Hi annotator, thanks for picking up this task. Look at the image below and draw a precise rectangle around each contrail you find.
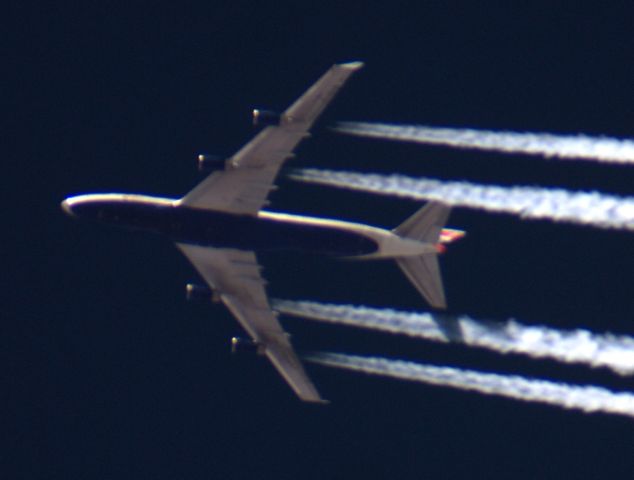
[274,299,634,376]
[305,352,634,419]
[289,169,634,231]
[335,122,634,165]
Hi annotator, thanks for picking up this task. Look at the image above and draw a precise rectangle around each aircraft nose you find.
[61,199,76,217]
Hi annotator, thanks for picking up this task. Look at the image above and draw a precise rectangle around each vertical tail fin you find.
[393,202,452,309]
[393,202,452,243]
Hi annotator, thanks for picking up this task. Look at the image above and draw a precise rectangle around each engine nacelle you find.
[231,337,262,355]
[252,109,281,127]
[185,283,220,302]
[197,154,225,172]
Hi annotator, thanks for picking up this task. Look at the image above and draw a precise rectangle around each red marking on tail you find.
[435,244,447,254]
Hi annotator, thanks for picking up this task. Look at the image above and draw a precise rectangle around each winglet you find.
[338,61,364,71]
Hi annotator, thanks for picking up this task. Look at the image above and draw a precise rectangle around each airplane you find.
[61,62,465,403]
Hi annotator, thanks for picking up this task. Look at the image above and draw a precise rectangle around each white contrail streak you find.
[289,169,634,231]
[305,352,634,419]
[274,300,634,376]
[335,122,634,165]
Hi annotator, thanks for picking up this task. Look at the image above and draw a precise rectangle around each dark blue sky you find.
[7,2,634,478]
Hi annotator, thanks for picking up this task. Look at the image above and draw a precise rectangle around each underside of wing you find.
[176,243,326,402]
[180,62,363,215]
[263,337,328,404]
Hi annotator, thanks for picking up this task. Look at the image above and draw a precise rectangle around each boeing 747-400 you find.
[61,62,464,402]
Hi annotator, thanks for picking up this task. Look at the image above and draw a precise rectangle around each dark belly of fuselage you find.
[100,202,379,256]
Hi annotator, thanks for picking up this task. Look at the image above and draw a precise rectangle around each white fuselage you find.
[62,193,435,259]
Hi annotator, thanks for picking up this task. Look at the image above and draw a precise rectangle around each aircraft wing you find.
[180,61,363,215]
[176,243,326,403]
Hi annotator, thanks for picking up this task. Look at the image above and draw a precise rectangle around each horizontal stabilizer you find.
[395,254,446,309]
[394,202,451,309]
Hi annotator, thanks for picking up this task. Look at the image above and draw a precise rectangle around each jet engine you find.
[252,109,281,127]
[185,283,220,302]
[196,154,225,172]
[231,337,262,354]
